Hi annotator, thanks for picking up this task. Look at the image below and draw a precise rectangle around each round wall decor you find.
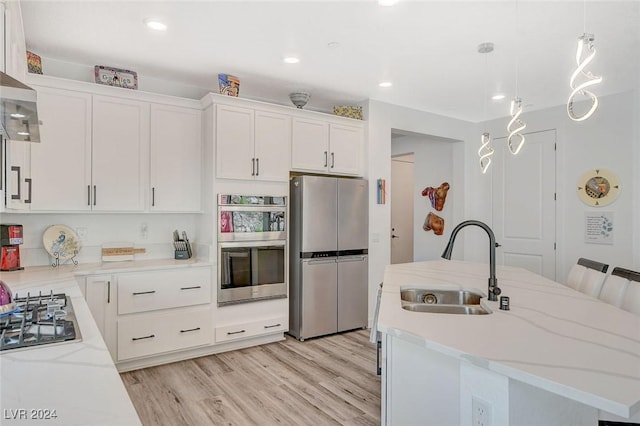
[577,168,621,207]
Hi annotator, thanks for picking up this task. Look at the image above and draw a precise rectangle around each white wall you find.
[391,135,458,261]
[472,91,638,282]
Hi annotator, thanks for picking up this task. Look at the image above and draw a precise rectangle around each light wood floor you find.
[121,330,381,425]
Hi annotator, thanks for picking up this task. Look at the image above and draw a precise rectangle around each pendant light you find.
[567,1,602,121]
[477,42,494,174]
[507,0,526,155]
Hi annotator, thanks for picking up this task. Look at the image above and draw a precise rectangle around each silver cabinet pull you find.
[10,166,20,200]
[331,152,335,168]
[132,290,156,296]
[324,151,328,167]
[25,178,32,204]
[180,286,201,290]
[152,187,155,207]
[251,158,255,176]
[107,281,111,304]
[256,158,260,176]
[227,329,246,335]
[132,334,155,341]
[93,185,96,206]
[264,323,281,329]
[180,327,201,333]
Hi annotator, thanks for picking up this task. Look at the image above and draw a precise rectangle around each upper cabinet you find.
[291,117,363,176]
[215,104,291,182]
[2,0,27,80]
[150,104,202,212]
[92,95,149,211]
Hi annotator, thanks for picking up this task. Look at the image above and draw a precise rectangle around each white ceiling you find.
[20,0,640,122]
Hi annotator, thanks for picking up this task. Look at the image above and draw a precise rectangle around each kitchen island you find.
[377,259,640,425]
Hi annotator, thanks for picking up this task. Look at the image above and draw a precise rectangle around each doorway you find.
[492,129,557,280]
[391,154,414,264]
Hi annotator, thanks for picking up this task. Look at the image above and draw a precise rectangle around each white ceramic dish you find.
[42,225,81,260]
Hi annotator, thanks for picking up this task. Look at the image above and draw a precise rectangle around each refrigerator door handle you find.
[304,258,337,265]
[337,256,367,262]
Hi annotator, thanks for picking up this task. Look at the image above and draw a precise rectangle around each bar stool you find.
[599,272,630,308]
[615,267,640,315]
[566,258,609,298]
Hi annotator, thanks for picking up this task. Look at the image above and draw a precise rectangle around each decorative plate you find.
[94,65,138,90]
[42,225,81,260]
[577,168,621,207]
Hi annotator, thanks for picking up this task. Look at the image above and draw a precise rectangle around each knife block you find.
[174,249,190,260]
[174,240,192,260]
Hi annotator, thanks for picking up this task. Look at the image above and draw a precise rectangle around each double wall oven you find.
[217,195,287,306]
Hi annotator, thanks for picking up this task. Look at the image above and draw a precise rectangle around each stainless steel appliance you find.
[217,195,287,305]
[0,290,82,351]
[289,176,368,341]
[0,71,41,143]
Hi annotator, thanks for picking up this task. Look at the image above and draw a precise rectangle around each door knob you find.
[391,227,399,239]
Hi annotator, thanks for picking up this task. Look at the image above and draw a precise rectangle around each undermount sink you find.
[401,288,483,305]
[400,287,492,315]
[402,303,491,315]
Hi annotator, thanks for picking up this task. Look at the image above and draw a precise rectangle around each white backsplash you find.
[1,213,208,266]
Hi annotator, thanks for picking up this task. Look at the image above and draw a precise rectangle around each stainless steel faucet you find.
[441,220,502,301]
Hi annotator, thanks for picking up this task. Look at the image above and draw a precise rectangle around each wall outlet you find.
[76,227,88,242]
[472,397,492,426]
[140,223,148,239]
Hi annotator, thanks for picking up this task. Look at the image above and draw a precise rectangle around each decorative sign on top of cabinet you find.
[215,104,291,182]
[291,117,363,176]
[27,75,202,213]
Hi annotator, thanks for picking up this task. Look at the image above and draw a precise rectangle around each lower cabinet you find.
[215,316,287,344]
[83,274,117,360]
[118,305,211,361]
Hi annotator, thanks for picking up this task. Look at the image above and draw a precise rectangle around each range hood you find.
[0,71,41,143]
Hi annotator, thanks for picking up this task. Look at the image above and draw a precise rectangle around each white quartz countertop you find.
[378,259,640,418]
[0,258,212,424]
[0,279,141,425]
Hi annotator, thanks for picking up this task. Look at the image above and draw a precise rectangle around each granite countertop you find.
[378,259,640,418]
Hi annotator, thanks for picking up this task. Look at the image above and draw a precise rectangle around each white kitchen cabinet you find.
[150,103,202,212]
[214,315,287,344]
[84,274,118,360]
[215,104,291,182]
[30,86,92,211]
[291,117,363,176]
[3,139,31,210]
[92,95,149,211]
[2,0,27,81]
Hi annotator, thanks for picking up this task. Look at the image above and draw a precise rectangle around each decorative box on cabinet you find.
[215,104,291,182]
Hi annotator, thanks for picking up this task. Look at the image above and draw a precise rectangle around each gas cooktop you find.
[0,291,81,352]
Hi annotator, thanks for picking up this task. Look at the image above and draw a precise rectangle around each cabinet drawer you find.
[118,267,211,314]
[117,305,212,361]
[215,316,287,344]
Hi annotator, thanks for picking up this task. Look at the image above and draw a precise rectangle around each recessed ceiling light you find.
[283,56,300,64]
[379,81,393,88]
[144,18,167,31]
[492,94,506,101]
[10,113,26,119]
[379,0,399,6]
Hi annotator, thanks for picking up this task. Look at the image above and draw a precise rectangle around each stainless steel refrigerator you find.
[289,175,368,341]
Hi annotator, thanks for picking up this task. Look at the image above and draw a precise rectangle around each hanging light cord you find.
[507,0,526,155]
[478,47,494,174]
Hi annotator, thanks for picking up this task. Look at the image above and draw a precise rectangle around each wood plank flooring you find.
[121,330,381,426]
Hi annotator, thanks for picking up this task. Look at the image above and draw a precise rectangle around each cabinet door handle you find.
[93,185,97,206]
[331,152,335,168]
[324,151,328,167]
[256,158,259,176]
[180,286,201,290]
[107,281,111,304]
[24,178,32,204]
[132,334,155,341]
[152,187,155,207]
[10,166,21,200]
[227,329,246,335]
[87,185,91,206]
[264,323,281,329]
[251,158,255,176]
[180,327,201,333]
[132,290,156,296]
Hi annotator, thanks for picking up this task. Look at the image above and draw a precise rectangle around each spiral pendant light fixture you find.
[507,98,526,155]
[477,42,494,174]
[507,0,526,155]
[567,34,602,121]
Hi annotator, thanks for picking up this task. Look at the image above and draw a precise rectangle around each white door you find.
[215,104,254,180]
[254,110,291,182]
[391,154,414,264]
[150,103,202,212]
[329,123,363,176]
[492,130,556,279]
[291,117,329,173]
